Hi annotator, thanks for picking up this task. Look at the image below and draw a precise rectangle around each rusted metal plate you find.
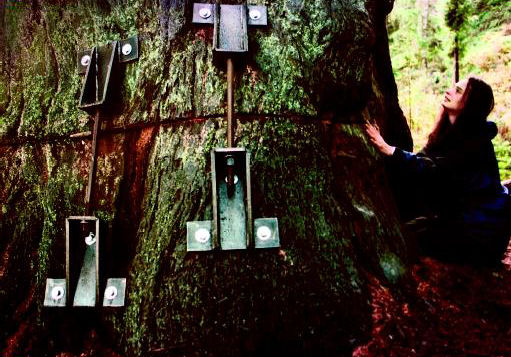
[187,220,214,251]
[254,217,280,249]
[43,278,66,307]
[102,278,126,307]
[212,148,251,250]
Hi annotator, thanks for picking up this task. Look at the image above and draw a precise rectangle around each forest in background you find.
[388,0,511,178]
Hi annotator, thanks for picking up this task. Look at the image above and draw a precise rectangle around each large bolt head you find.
[121,43,133,56]
[249,9,262,20]
[256,225,272,241]
[80,55,91,67]
[105,286,118,300]
[199,7,212,19]
[195,228,211,244]
[51,286,64,300]
[85,233,96,245]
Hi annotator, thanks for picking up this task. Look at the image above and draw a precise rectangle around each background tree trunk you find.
[453,34,460,83]
[0,0,412,356]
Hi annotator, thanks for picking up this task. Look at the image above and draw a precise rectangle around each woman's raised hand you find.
[364,123,396,156]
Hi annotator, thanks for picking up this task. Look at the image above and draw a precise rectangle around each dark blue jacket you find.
[390,121,511,261]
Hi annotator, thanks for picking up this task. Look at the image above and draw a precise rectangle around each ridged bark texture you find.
[0,0,412,356]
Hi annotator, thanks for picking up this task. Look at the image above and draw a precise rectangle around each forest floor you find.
[51,248,511,357]
[352,245,511,357]
[7,241,511,357]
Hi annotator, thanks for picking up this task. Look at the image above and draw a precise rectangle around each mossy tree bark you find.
[0,0,412,356]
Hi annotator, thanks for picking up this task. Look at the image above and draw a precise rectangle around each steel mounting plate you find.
[187,220,214,251]
[254,217,280,249]
[247,5,267,26]
[119,35,139,63]
[212,148,252,250]
[66,216,99,307]
[103,278,127,307]
[192,3,214,24]
[43,278,67,307]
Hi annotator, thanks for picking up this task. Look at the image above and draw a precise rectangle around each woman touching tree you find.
[366,77,511,266]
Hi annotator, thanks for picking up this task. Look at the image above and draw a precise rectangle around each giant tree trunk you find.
[0,1,412,356]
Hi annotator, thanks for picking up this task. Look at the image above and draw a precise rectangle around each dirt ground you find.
[352,245,511,356]
[5,245,511,357]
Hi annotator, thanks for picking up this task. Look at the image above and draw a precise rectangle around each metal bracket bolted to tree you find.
[43,36,138,308]
[186,3,279,252]
[77,35,139,216]
[192,3,267,147]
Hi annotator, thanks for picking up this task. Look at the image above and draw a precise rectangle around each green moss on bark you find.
[0,1,411,355]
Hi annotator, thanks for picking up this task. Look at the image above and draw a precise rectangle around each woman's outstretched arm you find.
[364,123,442,176]
[365,123,396,156]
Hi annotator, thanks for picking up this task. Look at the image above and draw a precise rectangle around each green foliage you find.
[389,0,450,82]
[494,135,511,179]
[445,0,469,31]
[389,0,511,159]
[468,0,511,32]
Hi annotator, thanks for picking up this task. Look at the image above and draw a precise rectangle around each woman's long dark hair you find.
[422,77,495,155]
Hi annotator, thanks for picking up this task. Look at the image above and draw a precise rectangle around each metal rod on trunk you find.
[226,57,234,148]
[85,109,101,216]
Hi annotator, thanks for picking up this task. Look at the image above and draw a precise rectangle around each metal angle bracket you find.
[67,216,100,307]
[212,148,252,250]
[192,3,267,54]
[76,35,139,112]
[43,217,129,308]
[186,148,281,251]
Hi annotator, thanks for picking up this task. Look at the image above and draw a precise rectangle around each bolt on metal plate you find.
[77,49,93,75]
[254,217,280,249]
[44,278,67,307]
[192,3,214,24]
[192,3,267,58]
[119,35,139,63]
[187,220,214,251]
[102,278,126,307]
[247,6,267,26]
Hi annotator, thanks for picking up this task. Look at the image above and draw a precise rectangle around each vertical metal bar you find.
[226,57,234,148]
[95,49,99,103]
[85,110,100,215]
[85,47,101,216]
[95,218,100,304]
[65,218,70,306]
[246,151,253,247]
[211,150,219,248]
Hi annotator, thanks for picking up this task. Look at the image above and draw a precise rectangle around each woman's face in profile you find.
[442,79,468,123]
